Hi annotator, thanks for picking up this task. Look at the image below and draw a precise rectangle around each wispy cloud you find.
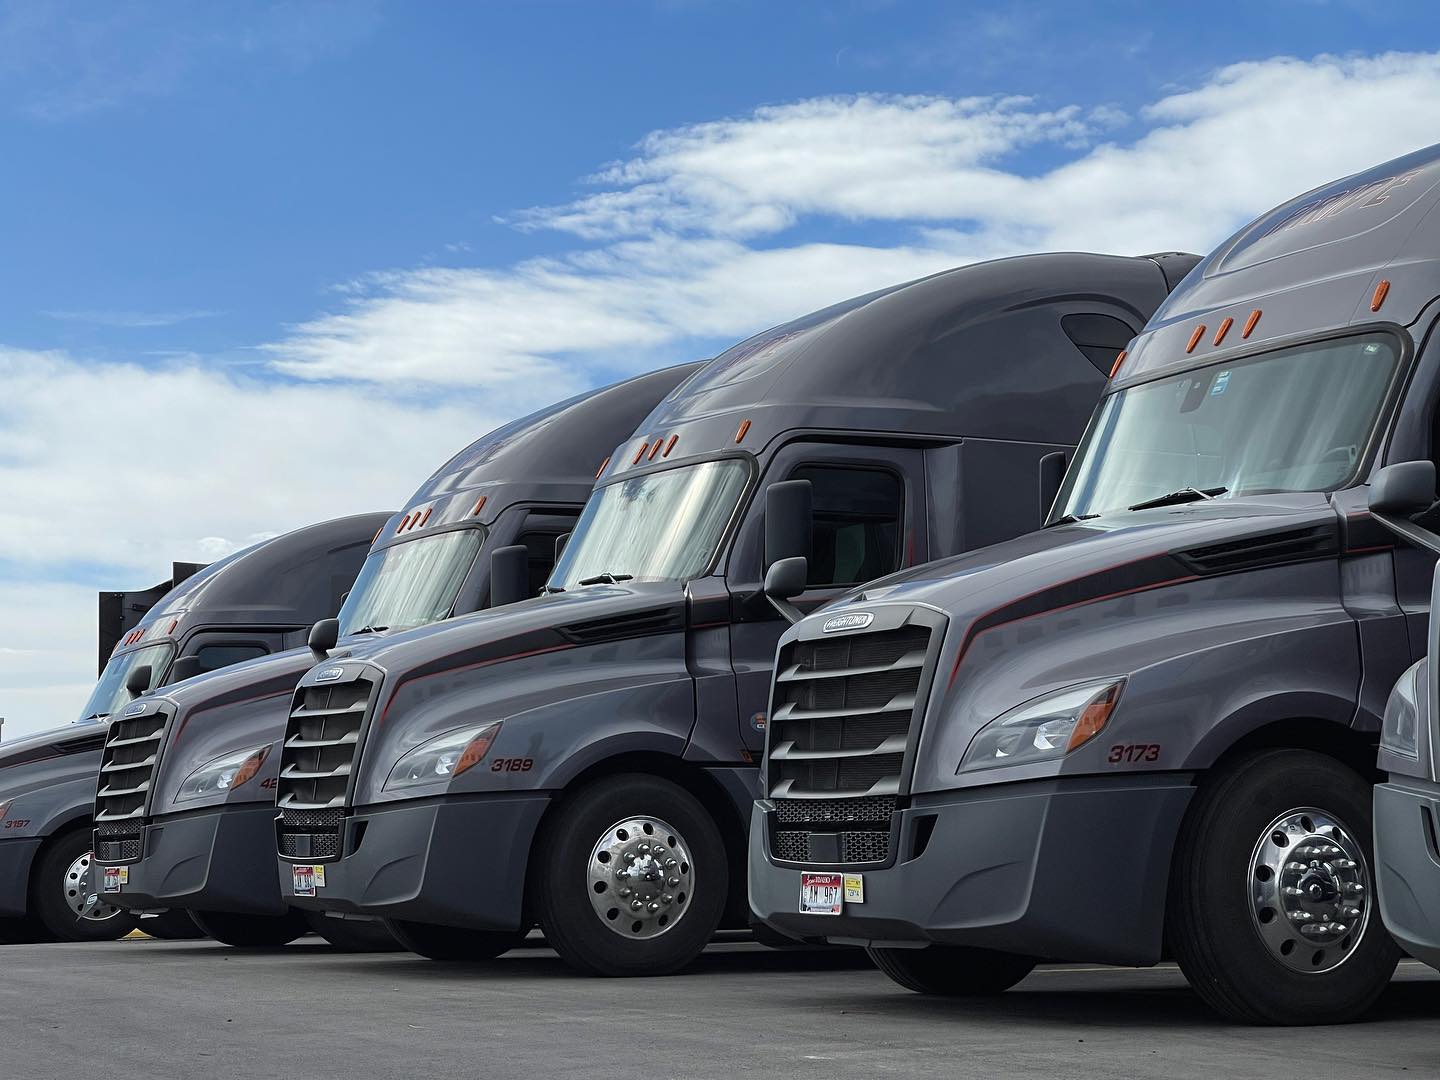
[261,51,1440,388]
[44,308,222,329]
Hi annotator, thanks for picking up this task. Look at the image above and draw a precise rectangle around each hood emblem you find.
[821,612,875,634]
[122,701,148,717]
[314,667,345,683]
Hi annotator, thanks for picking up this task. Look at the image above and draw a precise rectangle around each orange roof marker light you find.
[1242,309,1262,339]
[1371,279,1391,313]
[396,513,413,534]
[1212,317,1234,347]
[595,456,610,479]
[471,494,488,516]
[167,619,179,635]
[418,507,432,528]
[372,526,384,544]
[1185,325,1207,354]
[663,434,678,457]
[632,441,649,465]
[1109,350,1127,378]
[647,438,663,461]
[735,419,752,444]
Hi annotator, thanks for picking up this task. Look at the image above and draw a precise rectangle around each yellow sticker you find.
[313,865,326,887]
[843,874,864,904]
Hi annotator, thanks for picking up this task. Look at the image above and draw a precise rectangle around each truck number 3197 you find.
[1107,743,1160,764]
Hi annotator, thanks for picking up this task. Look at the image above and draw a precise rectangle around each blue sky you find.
[3,0,1440,733]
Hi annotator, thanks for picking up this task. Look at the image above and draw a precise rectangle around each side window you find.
[516,511,581,596]
[789,465,904,588]
[193,644,268,675]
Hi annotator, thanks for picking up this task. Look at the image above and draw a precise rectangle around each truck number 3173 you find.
[1107,743,1160,764]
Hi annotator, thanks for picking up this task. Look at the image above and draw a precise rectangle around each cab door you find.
[719,441,928,758]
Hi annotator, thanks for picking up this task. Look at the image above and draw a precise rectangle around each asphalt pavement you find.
[3,936,1436,1079]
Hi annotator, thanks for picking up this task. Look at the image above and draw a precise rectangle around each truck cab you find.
[91,366,699,950]
[0,513,387,943]
[272,251,1195,975]
[749,143,1440,1025]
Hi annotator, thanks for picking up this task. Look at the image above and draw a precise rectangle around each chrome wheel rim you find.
[586,815,692,940]
[1248,807,1372,975]
[66,851,123,923]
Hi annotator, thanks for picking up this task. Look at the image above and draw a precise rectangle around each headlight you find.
[174,745,270,804]
[960,679,1124,773]
[1380,661,1422,761]
[383,721,502,792]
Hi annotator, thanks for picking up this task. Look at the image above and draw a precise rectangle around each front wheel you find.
[142,909,207,940]
[31,831,140,942]
[190,909,309,948]
[384,919,523,962]
[1168,749,1401,1025]
[868,945,1036,995]
[536,773,727,977]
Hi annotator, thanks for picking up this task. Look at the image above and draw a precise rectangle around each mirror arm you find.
[1372,510,1440,556]
[767,595,804,626]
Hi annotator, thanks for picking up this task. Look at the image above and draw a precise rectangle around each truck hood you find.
[0,720,107,770]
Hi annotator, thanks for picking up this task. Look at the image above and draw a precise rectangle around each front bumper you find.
[102,802,287,916]
[1374,778,1440,971]
[749,774,1193,966]
[0,836,43,917]
[277,793,550,931]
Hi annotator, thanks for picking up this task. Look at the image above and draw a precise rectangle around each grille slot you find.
[769,796,897,866]
[94,821,143,863]
[767,624,931,798]
[94,707,169,827]
[276,679,373,860]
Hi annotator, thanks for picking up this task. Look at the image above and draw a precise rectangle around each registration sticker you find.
[800,872,844,915]
[292,865,326,897]
[102,866,128,893]
[843,874,865,904]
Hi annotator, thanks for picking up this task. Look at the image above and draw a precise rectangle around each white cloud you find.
[263,51,1440,387]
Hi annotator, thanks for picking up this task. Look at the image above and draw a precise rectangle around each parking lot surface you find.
[3,936,1436,1079]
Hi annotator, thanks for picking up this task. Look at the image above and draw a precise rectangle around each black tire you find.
[867,945,1036,995]
[1167,749,1401,1025]
[142,909,208,940]
[190,909,309,948]
[0,916,48,945]
[30,829,140,942]
[306,911,403,952]
[384,919,523,962]
[536,773,727,977]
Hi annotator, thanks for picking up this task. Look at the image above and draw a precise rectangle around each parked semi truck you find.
[0,514,387,944]
[272,251,1198,975]
[1367,463,1440,974]
[748,143,1440,1025]
[93,366,700,949]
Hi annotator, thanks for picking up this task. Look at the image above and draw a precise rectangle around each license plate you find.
[292,864,326,897]
[799,872,844,915]
[102,866,128,894]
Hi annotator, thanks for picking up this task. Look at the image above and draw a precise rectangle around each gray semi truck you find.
[748,143,1440,1025]
[92,366,699,949]
[0,514,387,943]
[271,251,1198,976]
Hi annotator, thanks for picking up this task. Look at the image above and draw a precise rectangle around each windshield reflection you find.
[338,527,486,636]
[79,642,174,722]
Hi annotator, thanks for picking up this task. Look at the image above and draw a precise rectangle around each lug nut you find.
[631,900,643,911]
[648,902,660,913]
[1282,886,1304,897]
[1332,859,1357,871]
[619,888,632,898]
[1345,882,1366,895]
[661,894,673,905]
[1285,861,1307,872]
[665,858,677,869]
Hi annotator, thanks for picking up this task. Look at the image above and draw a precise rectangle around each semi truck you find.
[271,251,1198,976]
[92,365,700,949]
[0,514,387,943]
[748,143,1440,1025]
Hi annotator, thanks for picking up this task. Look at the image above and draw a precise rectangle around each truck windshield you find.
[338,527,486,635]
[79,642,175,722]
[1055,333,1402,521]
[549,459,750,589]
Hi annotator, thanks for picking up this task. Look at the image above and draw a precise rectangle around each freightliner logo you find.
[821,612,875,634]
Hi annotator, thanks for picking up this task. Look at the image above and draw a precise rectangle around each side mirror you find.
[765,480,813,569]
[763,556,809,625]
[1038,451,1069,524]
[554,533,571,563]
[1369,461,1436,517]
[308,618,340,659]
[489,545,531,609]
[124,664,152,699]
[166,656,201,685]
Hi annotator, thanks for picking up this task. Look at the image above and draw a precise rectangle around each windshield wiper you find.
[1128,486,1227,512]
[577,572,635,586]
[348,625,390,636]
[82,712,109,722]
[1047,513,1099,527]
[541,585,566,594]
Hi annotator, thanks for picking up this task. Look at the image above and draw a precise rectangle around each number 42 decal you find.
[1107,743,1160,764]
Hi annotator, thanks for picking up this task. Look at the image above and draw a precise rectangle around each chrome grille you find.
[766,624,931,798]
[768,795,896,866]
[94,706,170,834]
[94,821,143,863]
[275,678,372,860]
